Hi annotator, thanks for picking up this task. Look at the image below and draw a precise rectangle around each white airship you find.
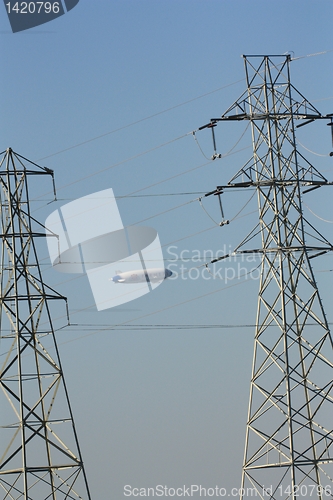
[111,268,173,284]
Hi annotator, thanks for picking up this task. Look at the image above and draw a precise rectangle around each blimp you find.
[111,268,173,284]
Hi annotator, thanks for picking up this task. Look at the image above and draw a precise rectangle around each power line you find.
[53,323,333,333]
[37,196,260,287]
[291,49,333,60]
[0,269,257,356]
[50,274,257,348]
[33,131,193,204]
[36,78,246,162]
[40,191,207,201]
[29,51,333,212]
[124,146,250,198]
[45,260,261,330]
[56,321,333,332]
[32,134,251,211]
[35,48,333,163]
[297,138,331,157]
[304,201,333,223]
[51,250,330,346]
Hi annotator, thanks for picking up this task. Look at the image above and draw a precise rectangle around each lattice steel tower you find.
[201,55,333,499]
[0,149,91,499]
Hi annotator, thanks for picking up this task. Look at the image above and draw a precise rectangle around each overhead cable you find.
[297,138,330,157]
[304,201,333,223]
[37,78,246,162]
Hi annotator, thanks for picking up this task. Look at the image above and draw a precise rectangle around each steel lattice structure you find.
[0,149,91,499]
[201,56,333,499]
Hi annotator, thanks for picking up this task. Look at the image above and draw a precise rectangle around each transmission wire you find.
[37,78,246,162]
[304,201,333,223]
[297,138,330,157]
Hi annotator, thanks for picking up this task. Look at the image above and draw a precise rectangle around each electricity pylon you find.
[201,55,333,499]
[0,148,91,499]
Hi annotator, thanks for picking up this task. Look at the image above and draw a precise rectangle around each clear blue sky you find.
[1,1,333,498]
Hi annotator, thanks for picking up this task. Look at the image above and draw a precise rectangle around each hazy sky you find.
[1,1,333,498]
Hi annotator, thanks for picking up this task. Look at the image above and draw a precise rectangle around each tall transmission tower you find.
[200,55,333,499]
[0,149,91,499]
